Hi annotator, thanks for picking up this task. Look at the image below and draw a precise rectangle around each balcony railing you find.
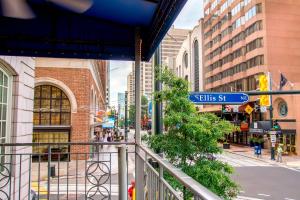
[0,142,221,200]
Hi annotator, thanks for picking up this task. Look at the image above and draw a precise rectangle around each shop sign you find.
[260,106,267,113]
[254,122,258,129]
[245,105,254,115]
[232,105,239,113]
[270,131,277,143]
[249,128,264,133]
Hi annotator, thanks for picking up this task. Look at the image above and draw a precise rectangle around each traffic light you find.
[259,74,270,106]
[259,75,268,91]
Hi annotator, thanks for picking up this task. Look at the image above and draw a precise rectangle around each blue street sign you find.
[189,92,249,105]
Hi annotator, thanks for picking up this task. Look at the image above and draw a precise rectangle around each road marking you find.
[285,198,295,200]
[257,193,270,197]
[236,195,265,200]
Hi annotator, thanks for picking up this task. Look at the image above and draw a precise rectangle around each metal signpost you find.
[189,92,249,105]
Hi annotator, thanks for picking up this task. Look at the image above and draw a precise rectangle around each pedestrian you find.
[107,130,112,142]
[277,144,283,163]
[128,180,135,200]
[94,132,100,156]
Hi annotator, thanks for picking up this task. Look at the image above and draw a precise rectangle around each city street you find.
[219,152,300,200]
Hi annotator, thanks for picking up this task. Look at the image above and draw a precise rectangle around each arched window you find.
[194,40,200,91]
[34,85,71,125]
[185,75,189,81]
[33,85,71,158]
[183,52,188,69]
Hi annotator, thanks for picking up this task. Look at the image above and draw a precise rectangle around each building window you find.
[33,85,71,159]
[185,75,189,82]
[194,40,200,91]
[34,85,71,126]
[183,52,188,69]
[278,100,288,117]
[0,68,11,168]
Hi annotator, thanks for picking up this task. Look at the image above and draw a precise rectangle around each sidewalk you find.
[224,144,300,169]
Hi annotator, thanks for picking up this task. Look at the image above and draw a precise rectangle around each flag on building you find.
[279,73,288,90]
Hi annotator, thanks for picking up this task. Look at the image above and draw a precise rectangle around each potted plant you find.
[223,140,230,149]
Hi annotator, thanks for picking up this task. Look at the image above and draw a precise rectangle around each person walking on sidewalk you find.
[277,144,283,163]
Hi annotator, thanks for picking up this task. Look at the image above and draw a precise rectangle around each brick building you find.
[34,58,107,157]
[203,0,300,154]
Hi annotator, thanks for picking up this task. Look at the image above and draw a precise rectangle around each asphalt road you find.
[220,152,300,200]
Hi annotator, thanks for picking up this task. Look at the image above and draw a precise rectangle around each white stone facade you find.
[175,20,204,92]
[0,56,35,200]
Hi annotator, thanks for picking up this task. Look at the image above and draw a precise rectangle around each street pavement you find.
[219,152,300,200]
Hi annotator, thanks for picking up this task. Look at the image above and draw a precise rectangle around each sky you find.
[109,0,204,107]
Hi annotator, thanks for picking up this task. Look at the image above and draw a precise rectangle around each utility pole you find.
[268,72,275,160]
[125,91,128,141]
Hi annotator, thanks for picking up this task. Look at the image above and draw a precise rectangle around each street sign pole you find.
[268,72,275,160]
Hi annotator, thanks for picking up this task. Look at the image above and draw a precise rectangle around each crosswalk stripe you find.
[217,154,272,167]
[236,195,265,200]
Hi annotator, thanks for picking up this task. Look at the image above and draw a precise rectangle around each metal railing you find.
[0,142,221,200]
[138,145,222,200]
[0,142,134,200]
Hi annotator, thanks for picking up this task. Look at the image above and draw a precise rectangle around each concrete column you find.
[118,146,128,200]
[135,28,145,200]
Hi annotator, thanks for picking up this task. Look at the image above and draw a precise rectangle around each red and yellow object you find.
[259,74,270,106]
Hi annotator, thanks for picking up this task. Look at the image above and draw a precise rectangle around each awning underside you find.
[0,0,187,61]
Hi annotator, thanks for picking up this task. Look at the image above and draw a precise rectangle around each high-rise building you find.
[203,0,300,154]
[118,92,125,118]
[127,72,134,106]
[176,19,204,92]
[127,26,189,104]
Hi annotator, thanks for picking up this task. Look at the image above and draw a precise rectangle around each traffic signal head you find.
[259,75,268,91]
[260,95,270,106]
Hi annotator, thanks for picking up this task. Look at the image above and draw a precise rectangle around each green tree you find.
[128,95,149,127]
[129,105,135,126]
[146,67,239,199]
[142,95,149,118]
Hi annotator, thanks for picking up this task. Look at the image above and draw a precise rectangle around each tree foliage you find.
[129,105,135,126]
[128,95,148,126]
[145,67,239,199]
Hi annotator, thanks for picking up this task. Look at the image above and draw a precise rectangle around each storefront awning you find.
[249,121,272,134]
[0,0,187,61]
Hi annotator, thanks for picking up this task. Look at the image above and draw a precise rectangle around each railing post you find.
[47,145,51,200]
[118,145,128,200]
[159,163,164,200]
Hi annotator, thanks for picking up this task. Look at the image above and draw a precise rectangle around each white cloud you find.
[174,0,204,29]
[109,61,132,107]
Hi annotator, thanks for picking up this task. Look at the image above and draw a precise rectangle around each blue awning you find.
[0,0,187,61]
